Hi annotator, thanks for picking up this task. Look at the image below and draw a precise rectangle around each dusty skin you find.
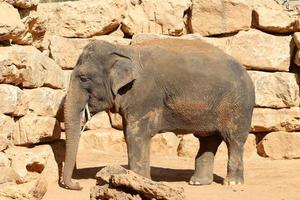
[44,149,300,200]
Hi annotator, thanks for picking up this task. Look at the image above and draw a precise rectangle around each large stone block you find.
[48,35,131,69]
[151,132,180,156]
[13,114,61,145]
[0,114,16,139]
[0,45,65,89]
[204,29,292,71]
[86,112,111,130]
[251,107,300,133]
[257,131,300,159]
[248,71,300,108]
[121,0,192,36]
[191,0,252,36]
[37,0,126,38]
[0,2,25,42]
[0,84,23,116]
[252,6,300,33]
[79,128,126,154]
[18,88,65,117]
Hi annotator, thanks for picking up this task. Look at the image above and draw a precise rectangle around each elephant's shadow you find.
[72,165,224,184]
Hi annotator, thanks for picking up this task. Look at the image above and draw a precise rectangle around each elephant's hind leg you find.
[189,134,222,185]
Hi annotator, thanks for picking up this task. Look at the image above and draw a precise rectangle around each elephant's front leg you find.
[125,122,152,178]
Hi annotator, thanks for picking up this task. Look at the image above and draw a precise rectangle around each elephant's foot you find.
[189,174,213,186]
[223,176,244,185]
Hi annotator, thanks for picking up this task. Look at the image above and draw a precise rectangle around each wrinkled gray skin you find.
[63,39,255,190]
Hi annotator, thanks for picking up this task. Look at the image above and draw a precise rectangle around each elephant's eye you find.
[79,75,89,82]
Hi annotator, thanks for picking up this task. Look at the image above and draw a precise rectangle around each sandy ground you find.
[44,150,300,200]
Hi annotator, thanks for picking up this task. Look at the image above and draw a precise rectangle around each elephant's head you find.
[63,41,137,190]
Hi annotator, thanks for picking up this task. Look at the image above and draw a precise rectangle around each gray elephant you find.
[63,39,255,190]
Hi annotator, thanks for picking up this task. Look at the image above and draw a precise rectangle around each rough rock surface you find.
[0,84,23,116]
[79,128,126,153]
[251,107,300,133]
[86,112,111,130]
[121,0,192,37]
[48,35,130,69]
[0,173,47,200]
[37,0,126,38]
[0,45,65,89]
[19,88,65,117]
[13,114,61,145]
[252,6,300,33]
[294,32,300,49]
[0,136,9,152]
[177,134,199,158]
[191,0,252,36]
[151,132,180,156]
[0,167,21,184]
[92,165,185,200]
[0,152,10,167]
[0,2,25,42]
[257,132,300,159]
[295,50,300,66]
[248,71,300,108]
[5,0,39,9]
[0,114,16,139]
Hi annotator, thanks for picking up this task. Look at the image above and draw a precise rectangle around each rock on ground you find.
[191,0,252,36]
[0,172,47,200]
[13,114,61,145]
[257,132,300,159]
[92,165,185,200]
[248,71,300,108]
[251,107,300,133]
[5,0,39,9]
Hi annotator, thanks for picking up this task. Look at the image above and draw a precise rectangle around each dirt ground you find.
[44,150,300,200]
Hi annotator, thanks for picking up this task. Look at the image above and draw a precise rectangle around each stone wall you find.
[0,0,300,198]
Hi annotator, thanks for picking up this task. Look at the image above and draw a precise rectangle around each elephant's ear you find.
[109,50,138,95]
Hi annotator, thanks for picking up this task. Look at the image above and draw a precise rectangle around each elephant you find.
[62,38,255,190]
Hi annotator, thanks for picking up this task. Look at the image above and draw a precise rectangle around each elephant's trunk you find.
[63,82,87,190]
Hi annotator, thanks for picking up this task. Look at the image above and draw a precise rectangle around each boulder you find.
[251,107,300,133]
[248,71,300,108]
[0,114,16,139]
[0,173,47,200]
[0,152,10,167]
[177,134,199,158]
[0,84,23,116]
[0,2,25,42]
[294,32,300,49]
[0,45,65,89]
[79,128,126,154]
[108,112,123,130]
[91,184,142,200]
[18,87,65,117]
[5,0,39,9]
[151,132,180,156]
[92,165,185,200]
[37,0,126,38]
[5,140,65,183]
[16,9,47,48]
[191,0,252,36]
[252,6,300,33]
[13,114,61,145]
[121,0,192,37]
[86,112,111,130]
[48,35,131,69]
[257,131,300,159]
